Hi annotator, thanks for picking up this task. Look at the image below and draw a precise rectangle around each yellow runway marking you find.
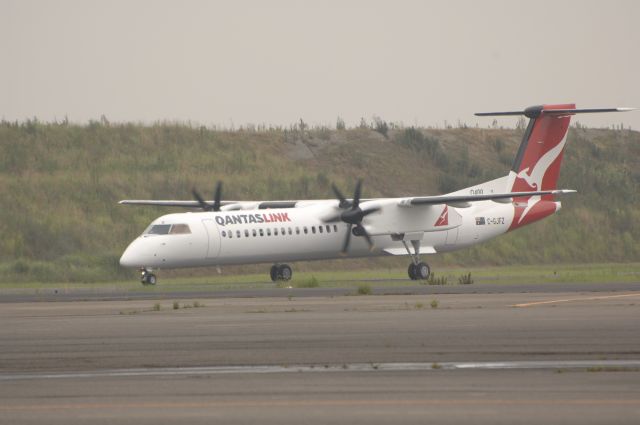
[512,293,640,308]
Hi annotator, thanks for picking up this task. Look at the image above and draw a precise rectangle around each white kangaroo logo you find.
[516,135,567,223]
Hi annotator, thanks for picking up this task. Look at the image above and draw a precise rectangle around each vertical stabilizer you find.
[475,104,635,230]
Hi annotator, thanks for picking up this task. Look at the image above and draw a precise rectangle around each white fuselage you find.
[119,199,557,270]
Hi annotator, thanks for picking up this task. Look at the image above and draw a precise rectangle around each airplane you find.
[119,104,635,285]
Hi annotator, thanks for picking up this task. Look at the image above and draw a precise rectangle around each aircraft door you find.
[201,219,221,259]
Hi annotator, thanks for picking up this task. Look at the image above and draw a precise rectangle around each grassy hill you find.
[1,119,638,283]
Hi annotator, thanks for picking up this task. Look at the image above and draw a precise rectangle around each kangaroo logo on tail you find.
[515,135,567,223]
[515,137,567,192]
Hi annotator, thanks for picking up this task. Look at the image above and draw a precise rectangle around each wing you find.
[120,190,575,210]
[398,189,576,208]
[118,200,300,210]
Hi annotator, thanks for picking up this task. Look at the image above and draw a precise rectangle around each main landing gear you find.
[270,264,292,282]
[140,268,157,285]
[402,240,431,281]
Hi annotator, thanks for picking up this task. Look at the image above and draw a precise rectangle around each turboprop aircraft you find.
[119,104,635,285]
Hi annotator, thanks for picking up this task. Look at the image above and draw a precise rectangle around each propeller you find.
[192,181,223,211]
[324,180,379,254]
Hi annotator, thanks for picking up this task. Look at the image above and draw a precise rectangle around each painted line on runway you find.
[511,292,640,307]
[3,398,640,411]
[2,360,640,381]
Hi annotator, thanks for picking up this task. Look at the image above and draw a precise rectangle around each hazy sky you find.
[2,0,639,129]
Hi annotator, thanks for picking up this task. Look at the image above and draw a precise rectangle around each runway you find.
[3,280,640,303]
[1,284,639,424]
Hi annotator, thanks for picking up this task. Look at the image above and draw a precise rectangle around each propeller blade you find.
[341,225,352,254]
[192,188,211,211]
[356,224,375,251]
[213,181,223,212]
[361,206,381,217]
[353,179,362,208]
[332,184,349,209]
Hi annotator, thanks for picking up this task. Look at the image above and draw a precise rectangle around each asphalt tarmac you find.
[1,283,639,424]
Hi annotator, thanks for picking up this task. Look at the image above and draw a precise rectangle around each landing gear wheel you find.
[141,271,157,285]
[408,262,430,281]
[408,263,418,280]
[278,264,292,281]
[415,262,430,280]
[270,264,293,282]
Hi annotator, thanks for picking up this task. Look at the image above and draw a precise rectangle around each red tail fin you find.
[507,104,573,229]
[475,103,636,230]
[509,104,574,197]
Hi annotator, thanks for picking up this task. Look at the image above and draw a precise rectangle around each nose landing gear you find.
[140,268,157,285]
[270,264,293,282]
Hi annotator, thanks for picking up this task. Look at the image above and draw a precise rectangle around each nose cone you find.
[120,241,143,268]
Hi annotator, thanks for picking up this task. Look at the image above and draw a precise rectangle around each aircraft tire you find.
[270,265,279,282]
[416,262,430,280]
[146,273,157,285]
[278,264,292,281]
[408,264,418,280]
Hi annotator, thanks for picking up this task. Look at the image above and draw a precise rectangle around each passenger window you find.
[326,225,331,233]
[318,226,323,234]
[229,231,233,239]
[312,226,316,234]
[303,227,308,234]
[259,229,264,237]
[252,229,257,237]
[288,228,292,235]
[333,225,338,232]
[148,224,171,235]
[274,228,278,236]
[221,230,227,237]
[245,229,249,237]
[296,227,300,235]
[236,230,241,238]
[281,227,286,235]
[267,228,271,236]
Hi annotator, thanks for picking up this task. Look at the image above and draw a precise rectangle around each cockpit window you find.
[169,224,191,234]
[147,224,171,235]
[145,224,191,235]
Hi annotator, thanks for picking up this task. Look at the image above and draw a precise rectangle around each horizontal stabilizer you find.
[401,189,576,207]
[476,106,636,118]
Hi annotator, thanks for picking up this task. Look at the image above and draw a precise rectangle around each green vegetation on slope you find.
[1,119,638,283]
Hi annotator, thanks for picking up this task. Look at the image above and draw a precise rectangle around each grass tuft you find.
[458,272,474,285]
[357,284,372,295]
[427,273,448,285]
[297,275,320,288]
